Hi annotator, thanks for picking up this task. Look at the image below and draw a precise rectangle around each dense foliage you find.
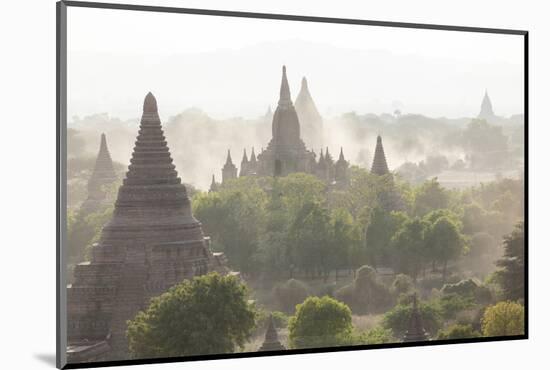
[288,296,353,349]
[481,301,525,337]
[126,273,257,358]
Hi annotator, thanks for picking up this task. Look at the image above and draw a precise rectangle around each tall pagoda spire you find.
[295,76,323,149]
[67,92,227,361]
[222,149,238,183]
[478,89,495,121]
[81,133,118,213]
[258,314,285,351]
[239,149,249,177]
[271,65,301,147]
[209,174,218,193]
[279,65,292,107]
[371,135,390,176]
[250,147,257,163]
[403,293,429,343]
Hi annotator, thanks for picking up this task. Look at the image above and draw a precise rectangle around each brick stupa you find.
[67,92,228,363]
[80,133,118,213]
[258,314,285,352]
[370,135,390,176]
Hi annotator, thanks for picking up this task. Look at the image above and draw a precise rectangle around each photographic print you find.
[58,2,527,368]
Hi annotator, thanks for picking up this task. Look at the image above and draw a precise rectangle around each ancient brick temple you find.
[67,92,228,362]
[216,66,349,186]
[80,133,118,214]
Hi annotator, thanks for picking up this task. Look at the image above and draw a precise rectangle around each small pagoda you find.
[478,89,496,121]
[258,314,286,352]
[80,133,118,213]
[371,135,390,176]
[403,294,429,343]
[222,149,237,183]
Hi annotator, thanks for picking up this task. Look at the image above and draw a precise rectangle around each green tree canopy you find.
[288,296,353,349]
[127,273,257,358]
[495,222,525,301]
[481,301,525,337]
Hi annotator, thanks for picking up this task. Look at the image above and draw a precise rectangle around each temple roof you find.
[371,136,390,176]
[336,147,346,164]
[224,150,235,168]
[478,89,495,120]
[241,149,248,164]
[295,76,322,122]
[250,147,257,163]
[271,65,302,148]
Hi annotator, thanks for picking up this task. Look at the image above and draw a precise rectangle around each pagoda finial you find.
[100,133,107,150]
[279,65,291,105]
[250,147,257,162]
[301,76,308,90]
[241,148,248,164]
[143,92,158,113]
[225,149,233,165]
[339,147,345,161]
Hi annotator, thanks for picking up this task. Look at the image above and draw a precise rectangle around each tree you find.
[413,178,449,217]
[495,222,525,301]
[383,299,442,338]
[425,216,467,280]
[335,265,393,314]
[127,273,257,358]
[365,207,408,268]
[287,202,333,279]
[437,324,480,340]
[391,218,429,281]
[288,296,353,349]
[481,301,525,337]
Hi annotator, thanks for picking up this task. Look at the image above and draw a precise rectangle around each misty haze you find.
[65,7,525,365]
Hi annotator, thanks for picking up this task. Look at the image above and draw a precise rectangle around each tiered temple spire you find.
[239,149,249,177]
[209,174,219,193]
[478,89,496,121]
[222,149,238,183]
[371,135,390,176]
[403,294,429,343]
[295,76,323,149]
[258,314,286,351]
[80,133,118,213]
[67,92,227,362]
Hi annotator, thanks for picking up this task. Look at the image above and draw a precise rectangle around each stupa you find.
[80,133,118,213]
[67,92,228,362]
[258,314,286,351]
[371,135,390,176]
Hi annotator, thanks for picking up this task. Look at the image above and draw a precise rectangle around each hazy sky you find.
[67,6,524,121]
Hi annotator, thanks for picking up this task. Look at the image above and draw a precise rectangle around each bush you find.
[437,324,480,340]
[273,279,310,313]
[391,274,414,295]
[288,296,353,349]
[334,265,393,314]
[127,273,257,358]
[441,278,493,304]
[383,299,442,338]
[481,301,525,337]
[360,326,395,344]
